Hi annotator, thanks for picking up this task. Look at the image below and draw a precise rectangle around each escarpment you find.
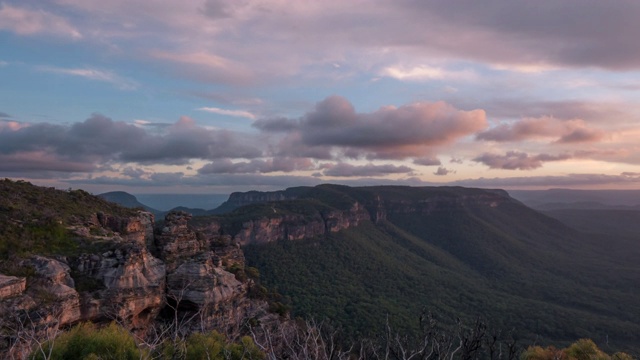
[205,185,514,245]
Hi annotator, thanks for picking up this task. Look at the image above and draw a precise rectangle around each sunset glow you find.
[2,1,640,193]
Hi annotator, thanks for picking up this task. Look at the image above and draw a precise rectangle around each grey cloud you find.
[323,163,413,177]
[198,157,315,174]
[0,153,95,173]
[453,172,640,188]
[448,98,636,125]
[556,128,605,143]
[190,91,264,107]
[0,112,11,118]
[413,157,442,166]
[200,0,244,19]
[253,117,299,132]
[122,166,148,179]
[473,151,571,170]
[497,100,630,123]
[39,0,640,93]
[433,167,454,176]
[405,1,640,70]
[71,173,321,190]
[0,114,263,171]
[477,117,605,143]
[261,95,486,160]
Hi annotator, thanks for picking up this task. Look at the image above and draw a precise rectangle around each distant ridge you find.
[509,189,640,209]
[98,191,163,217]
[98,191,225,218]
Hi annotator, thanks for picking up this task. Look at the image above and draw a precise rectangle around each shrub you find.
[521,339,633,360]
[160,331,264,360]
[30,322,144,360]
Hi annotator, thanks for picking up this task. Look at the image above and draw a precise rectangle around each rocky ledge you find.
[0,210,271,357]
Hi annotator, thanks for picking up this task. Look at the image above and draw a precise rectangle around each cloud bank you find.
[256,96,487,160]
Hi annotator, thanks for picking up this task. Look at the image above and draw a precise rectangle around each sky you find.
[2,0,640,194]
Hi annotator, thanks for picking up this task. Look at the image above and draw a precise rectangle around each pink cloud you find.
[322,163,413,177]
[0,120,27,132]
[258,96,487,160]
[198,157,316,174]
[0,3,81,39]
[477,117,605,143]
[473,151,571,170]
[0,151,94,173]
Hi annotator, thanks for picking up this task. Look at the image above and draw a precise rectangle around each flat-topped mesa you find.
[371,189,513,216]
[227,190,296,207]
[212,188,304,214]
[211,186,514,245]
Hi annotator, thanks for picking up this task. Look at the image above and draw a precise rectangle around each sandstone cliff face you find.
[222,190,297,210]
[73,241,166,331]
[369,191,512,216]
[155,211,204,271]
[1,210,268,356]
[225,190,511,245]
[159,211,268,335]
[230,201,371,245]
[27,256,82,325]
[95,210,155,248]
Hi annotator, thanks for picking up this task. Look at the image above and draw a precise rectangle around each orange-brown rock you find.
[0,274,26,300]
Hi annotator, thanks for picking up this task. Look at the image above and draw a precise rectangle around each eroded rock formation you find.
[0,210,270,356]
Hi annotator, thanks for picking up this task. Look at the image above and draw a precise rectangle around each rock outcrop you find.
[1,209,269,357]
[95,211,155,248]
[0,275,26,300]
[158,211,269,335]
[27,256,81,325]
[73,241,166,331]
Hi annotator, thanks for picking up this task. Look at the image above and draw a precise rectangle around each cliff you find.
[201,185,514,245]
[211,187,307,214]
[0,180,272,357]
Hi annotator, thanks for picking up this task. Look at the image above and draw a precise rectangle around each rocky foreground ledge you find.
[0,208,275,356]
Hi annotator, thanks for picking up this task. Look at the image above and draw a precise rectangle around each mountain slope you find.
[98,191,162,217]
[236,185,640,352]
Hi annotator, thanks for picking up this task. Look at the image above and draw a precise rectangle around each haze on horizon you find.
[2,0,640,194]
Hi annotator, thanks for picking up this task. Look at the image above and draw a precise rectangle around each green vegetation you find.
[162,332,264,360]
[522,339,633,360]
[31,322,144,360]
[0,179,138,260]
[29,322,265,360]
[242,184,640,353]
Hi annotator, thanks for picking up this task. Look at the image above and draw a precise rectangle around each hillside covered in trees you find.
[0,179,638,358]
